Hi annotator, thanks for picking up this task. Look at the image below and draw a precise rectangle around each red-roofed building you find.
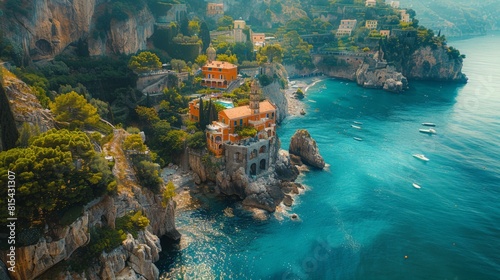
[201,60,238,89]
[204,81,277,157]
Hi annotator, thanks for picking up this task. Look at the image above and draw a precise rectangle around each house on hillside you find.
[365,20,378,30]
[201,61,238,89]
[251,33,266,49]
[366,0,376,7]
[336,19,357,37]
[207,3,224,17]
[380,30,391,37]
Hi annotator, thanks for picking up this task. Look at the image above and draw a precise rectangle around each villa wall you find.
[224,138,270,177]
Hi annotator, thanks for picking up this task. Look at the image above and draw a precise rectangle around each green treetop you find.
[128,51,162,73]
[50,91,100,128]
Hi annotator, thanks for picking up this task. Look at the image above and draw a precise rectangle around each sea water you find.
[158,33,500,279]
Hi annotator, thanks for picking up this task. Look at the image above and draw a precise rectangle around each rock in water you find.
[289,129,325,169]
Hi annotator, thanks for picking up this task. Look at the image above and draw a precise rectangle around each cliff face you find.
[405,46,468,82]
[0,67,54,151]
[1,215,90,280]
[262,81,288,124]
[0,129,180,280]
[0,0,154,60]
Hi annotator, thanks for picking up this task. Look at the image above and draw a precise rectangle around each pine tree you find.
[198,97,205,129]
[200,21,211,52]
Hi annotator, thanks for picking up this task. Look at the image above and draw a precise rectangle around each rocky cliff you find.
[356,62,409,93]
[404,46,468,82]
[262,81,288,124]
[314,44,467,90]
[289,129,325,169]
[0,0,155,60]
[0,128,180,280]
[0,67,54,151]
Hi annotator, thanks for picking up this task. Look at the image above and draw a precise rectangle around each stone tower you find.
[249,80,260,118]
[207,43,216,62]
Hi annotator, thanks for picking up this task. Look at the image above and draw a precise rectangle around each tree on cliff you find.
[128,51,162,73]
[50,91,100,128]
[123,134,147,153]
[258,44,284,63]
[0,129,113,226]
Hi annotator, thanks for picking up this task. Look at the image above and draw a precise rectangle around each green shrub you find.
[116,210,150,238]
[235,126,257,138]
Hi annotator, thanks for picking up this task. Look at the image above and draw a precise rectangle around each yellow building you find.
[380,30,391,37]
[365,20,378,30]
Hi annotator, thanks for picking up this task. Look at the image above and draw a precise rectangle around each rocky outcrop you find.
[0,215,90,280]
[242,175,284,212]
[0,0,155,60]
[405,46,468,83]
[289,129,325,169]
[356,62,408,93]
[275,150,299,182]
[1,68,54,138]
[313,53,364,81]
[88,6,155,56]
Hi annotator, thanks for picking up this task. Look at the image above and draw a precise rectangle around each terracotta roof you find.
[203,60,237,69]
[221,100,276,120]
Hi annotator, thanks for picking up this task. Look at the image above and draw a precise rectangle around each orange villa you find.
[189,81,278,177]
[201,60,238,89]
[190,81,276,157]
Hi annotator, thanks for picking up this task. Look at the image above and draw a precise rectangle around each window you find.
[240,119,243,125]
[272,112,275,118]
[219,68,222,72]
[234,121,237,126]
[208,68,212,71]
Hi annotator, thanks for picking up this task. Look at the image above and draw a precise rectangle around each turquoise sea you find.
[158,33,500,279]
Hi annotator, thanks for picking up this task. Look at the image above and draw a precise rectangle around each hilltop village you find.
[0,0,467,279]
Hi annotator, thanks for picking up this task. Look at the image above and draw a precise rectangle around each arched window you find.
[250,163,257,176]
[259,145,267,153]
[260,159,266,170]
[251,149,258,159]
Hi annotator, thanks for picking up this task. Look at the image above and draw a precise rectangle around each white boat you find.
[422,123,436,127]
[353,121,363,125]
[413,154,429,161]
[412,183,422,189]
[353,137,363,141]
[351,125,362,129]
[419,128,436,134]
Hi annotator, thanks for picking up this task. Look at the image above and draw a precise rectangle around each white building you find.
[336,19,357,37]
[400,10,411,23]
[390,1,400,9]
[366,0,376,7]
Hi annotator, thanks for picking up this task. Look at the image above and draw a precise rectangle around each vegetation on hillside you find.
[0,129,114,229]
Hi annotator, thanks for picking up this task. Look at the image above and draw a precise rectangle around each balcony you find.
[248,118,269,126]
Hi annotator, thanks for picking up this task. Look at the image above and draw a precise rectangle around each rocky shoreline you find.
[285,77,327,115]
